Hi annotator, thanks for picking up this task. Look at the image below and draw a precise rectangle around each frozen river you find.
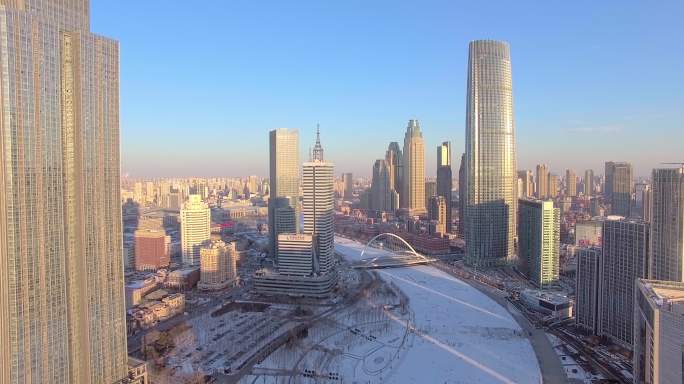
[334,236,542,384]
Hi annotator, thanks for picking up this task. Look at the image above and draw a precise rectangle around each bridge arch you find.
[360,232,426,263]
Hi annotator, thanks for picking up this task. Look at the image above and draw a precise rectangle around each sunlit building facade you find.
[465,40,517,267]
[402,119,426,216]
[181,194,211,265]
[0,1,128,382]
[268,128,300,257]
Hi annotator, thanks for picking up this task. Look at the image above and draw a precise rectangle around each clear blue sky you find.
[91,0,683,179]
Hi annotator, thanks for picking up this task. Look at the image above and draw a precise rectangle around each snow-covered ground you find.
[332,237,542,384]
[546,333,603,383]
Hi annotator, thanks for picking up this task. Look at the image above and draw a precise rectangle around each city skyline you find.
[91,1,684,179]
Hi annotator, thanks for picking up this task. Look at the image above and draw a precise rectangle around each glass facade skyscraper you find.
[0,1,128,382]
[268,128,300,258]
[464,40,517,267]
[649,167,684,282]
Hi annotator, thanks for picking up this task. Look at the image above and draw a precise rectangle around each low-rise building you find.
[520,289,573,320]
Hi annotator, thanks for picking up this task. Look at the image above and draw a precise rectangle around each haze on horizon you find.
[92,1,684,179]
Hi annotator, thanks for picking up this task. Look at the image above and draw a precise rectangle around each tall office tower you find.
[181,195,211,265]
[599,218,649,348]
[565,169,577,197]
[437,141,453,232]
[633,279,684,384]
[536,164,550,198]
[575,247,602,334]
[518,199,560,287]
[386,142,403,201]
[465,41,517,267]
[428,195,448,235]
[371,159,392,212]
[198,240,238,291]
[459,153,467,236]
[549,174,559,199]
[272,197,297,240]
[276,233,318,275]
[584,169,594,197]
[649,167,684,282]
[642,184,652,222]
[517,170,534,198]
[402,119,426,216]
[605,161,633,217]
[268,128,300,257]
[0,1,130,382]
[343,172,354,199]
[302,131,335,275]
[424,180,437,208]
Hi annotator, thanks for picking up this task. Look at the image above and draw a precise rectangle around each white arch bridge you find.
[351,233,436,269]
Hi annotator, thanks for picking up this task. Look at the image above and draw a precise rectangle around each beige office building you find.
[633,279,684,384]
[0,1,129,382]
[566,169,577,197]
[536,164,550,199]
[181,195,211,265]
[401,119,426,216]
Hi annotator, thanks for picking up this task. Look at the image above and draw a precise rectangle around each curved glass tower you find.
[464,40,517,267]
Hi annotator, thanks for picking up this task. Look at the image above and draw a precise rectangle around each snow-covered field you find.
[333,237,542,384]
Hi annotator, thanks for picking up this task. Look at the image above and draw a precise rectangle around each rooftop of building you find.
[639,279,684,314]
[521,289,571,305]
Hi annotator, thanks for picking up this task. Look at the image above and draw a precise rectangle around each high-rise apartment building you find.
[576,247,602,334]
[181,195,211,265]
[605,161,633,217]
[343,172,354,199]
[536,164,550,199]
[518,199,560,287]
[649,167,684,282]
[566,169,577,197]
[302,131,335,275]
[584,169,594,197]
[371,159,392,212]
[0,1,129,382]
[518,170,534,198]
[633,279,684,384]
[198,240,238,291]
[268,128,300,257]
[599,218,649,348]
[464,40,517,267]
[436,142,453,232]
[402,120,426,216]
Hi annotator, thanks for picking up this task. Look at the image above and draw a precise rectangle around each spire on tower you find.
[312,123,324,162]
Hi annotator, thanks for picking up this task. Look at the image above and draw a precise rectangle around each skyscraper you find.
[181,194,211,265]
[465,40,517,267]
[536,164,550,199]
[649,167,684,282]
[424,180,437,209]
[343,172,354,199]
[459,153,467,236]
[605,161,633,217]
[518,199,560,287]
[302,130,335,275]
[386,142,403,201]
[269,128,300,257]
[436,141,453,232]
[584,169,594,197]
[402,119,426,216]
[0,1,128,382]
[599,218,649,348]
[428,195,448,236]
[549,174,559,199]
[642,184,652,222]
[565,169,577,197]
[371,159,392,212]
[517,170,534,198]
